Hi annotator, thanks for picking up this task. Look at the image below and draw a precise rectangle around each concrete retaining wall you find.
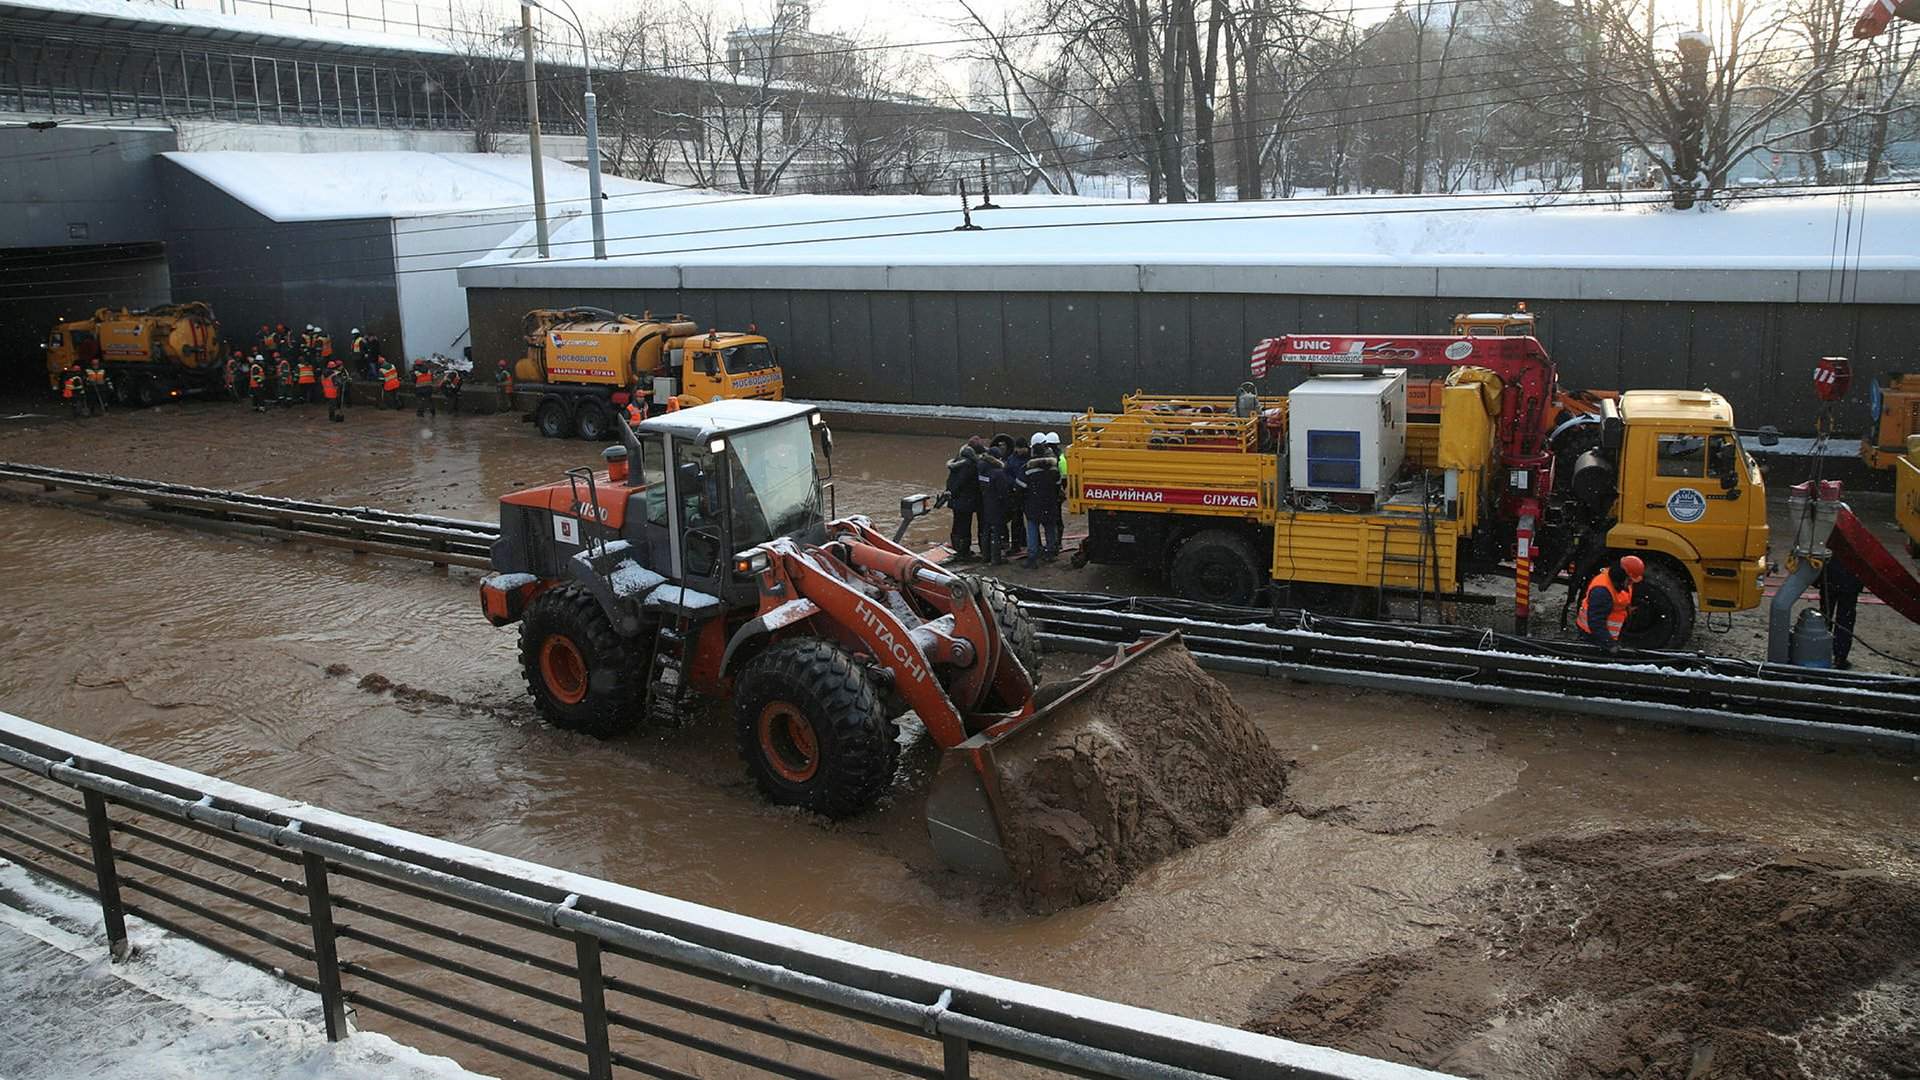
[463,280,1918,434]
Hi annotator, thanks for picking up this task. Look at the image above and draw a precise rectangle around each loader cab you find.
[634,400,828,605]
[1609,390,1770,613]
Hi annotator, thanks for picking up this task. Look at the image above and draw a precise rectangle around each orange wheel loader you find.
[477,399,1169,877]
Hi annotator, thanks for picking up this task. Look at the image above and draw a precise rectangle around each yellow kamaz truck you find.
[514,308,785,440]
[44,302,222,405]
[1066,332,1770,650]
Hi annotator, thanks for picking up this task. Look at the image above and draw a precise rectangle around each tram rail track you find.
[4,461,1915,750]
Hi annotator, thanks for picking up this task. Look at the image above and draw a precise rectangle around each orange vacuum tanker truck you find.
[475,399,1180,881]
[513,308,784,440]
[44,302,223,405]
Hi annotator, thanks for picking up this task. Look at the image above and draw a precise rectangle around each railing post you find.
[574,933,614,1080]
[302,853,349,1041]
[80,791,128,962]
[942,1035,971,1079]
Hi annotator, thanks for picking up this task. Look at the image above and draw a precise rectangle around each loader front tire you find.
[519,584,645,737]
[961,574,1041,678]
[734,639,895,818]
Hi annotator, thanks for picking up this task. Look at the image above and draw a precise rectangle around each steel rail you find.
[4,463,1915,745]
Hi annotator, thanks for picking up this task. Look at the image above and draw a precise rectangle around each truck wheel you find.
[1618,560,1695,650]
[518,584,644,736]
[960,574,1041,678]
[575,401,611,441]
[535,398,570,438]
[733,638,896,818]
[1171,529,1263,607]
[134,377,161,407]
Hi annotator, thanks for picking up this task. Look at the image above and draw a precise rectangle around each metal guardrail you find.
[0,712,1451,1080]
[10,462,1916,750]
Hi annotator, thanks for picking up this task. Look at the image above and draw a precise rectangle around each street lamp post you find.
[522,0,606,260]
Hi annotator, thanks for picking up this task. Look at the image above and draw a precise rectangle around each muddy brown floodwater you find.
[2,399,1919,1078]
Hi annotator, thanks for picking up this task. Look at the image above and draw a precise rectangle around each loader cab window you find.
[724,419,824,546]
[674,441,726,580]
[1656,434,1708,478]
[638,434,668,527]
[720,342,775,373]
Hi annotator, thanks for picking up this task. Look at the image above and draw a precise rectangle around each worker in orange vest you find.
[223,350,243,401]
[412,360,437,417]
[494,358,514,412]
[323,360,345,422]
[272,352,293,406]
[61,366,86,418]
[248,355,268,412]
[83,358,111,415]
[623,400,645,426]
[378,357,402,409]
[440,364,464,413]
[297,358,318,403]
[1576,554,1644,651]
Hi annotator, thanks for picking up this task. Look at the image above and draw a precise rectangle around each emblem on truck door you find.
[553,515,581,544]
[1666,488,1708,524]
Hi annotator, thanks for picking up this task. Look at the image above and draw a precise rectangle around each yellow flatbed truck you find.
[1067,332,1770,649]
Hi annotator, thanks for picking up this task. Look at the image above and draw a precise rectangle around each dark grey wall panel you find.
[1,126,175,249]
[158,159,401,359]
[465,284,1920,432]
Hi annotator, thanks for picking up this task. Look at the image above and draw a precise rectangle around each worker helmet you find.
[1045,431,1062,445]
[1618,555,1646,582]
[1029,432,1047,449]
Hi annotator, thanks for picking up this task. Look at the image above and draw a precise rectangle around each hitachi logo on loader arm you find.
[855,600,927,685]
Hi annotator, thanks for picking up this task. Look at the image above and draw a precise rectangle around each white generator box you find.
[1288,371,1408,499]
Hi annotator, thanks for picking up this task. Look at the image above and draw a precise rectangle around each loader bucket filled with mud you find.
[927,633,1288,912]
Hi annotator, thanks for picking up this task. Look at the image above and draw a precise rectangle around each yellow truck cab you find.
[1898,436,1920,558]
[1603,390,1770,619]
[670,332,784,407]
[517,309,785,440]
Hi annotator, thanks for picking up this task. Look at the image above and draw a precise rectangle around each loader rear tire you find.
[519,584,645,737]
[1617,559,1695,650]
[961,574,1041,678]
[734,639,896,818]
[1171,529,1263,607]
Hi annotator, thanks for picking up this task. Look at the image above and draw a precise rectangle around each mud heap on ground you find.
[1252,828,1920,1079]
[992,642,1287,913]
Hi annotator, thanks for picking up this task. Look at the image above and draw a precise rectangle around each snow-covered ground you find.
[0,860,494,1080]
[162,151,696,224]
[466,186,1920,272]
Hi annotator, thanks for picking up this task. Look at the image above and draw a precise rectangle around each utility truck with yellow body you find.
[514,308,785,440]
[1066,331,1771,650]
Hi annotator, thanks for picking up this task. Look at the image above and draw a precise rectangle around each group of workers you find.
[212,321,497,422]
[55,357,114,418]
[944,431,1067,569]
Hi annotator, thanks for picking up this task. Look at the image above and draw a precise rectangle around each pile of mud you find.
[992,642,1287,913]
[1253,828,1920,1078]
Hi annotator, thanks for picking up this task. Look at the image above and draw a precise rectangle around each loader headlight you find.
[902,493,934,518]
[733,549,772,576]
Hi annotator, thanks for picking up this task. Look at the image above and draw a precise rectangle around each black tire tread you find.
[535,398,569,438]
[1619,558,1696,650]
[1170,528,1263,607]
[961,573,1042,677]
[732,638,895,818]
[518,583,646,737]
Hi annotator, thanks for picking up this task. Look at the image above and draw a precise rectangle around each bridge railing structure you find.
[0,711,1450,1080]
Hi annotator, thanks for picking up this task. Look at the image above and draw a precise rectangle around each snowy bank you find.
[0,860,494,1080]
